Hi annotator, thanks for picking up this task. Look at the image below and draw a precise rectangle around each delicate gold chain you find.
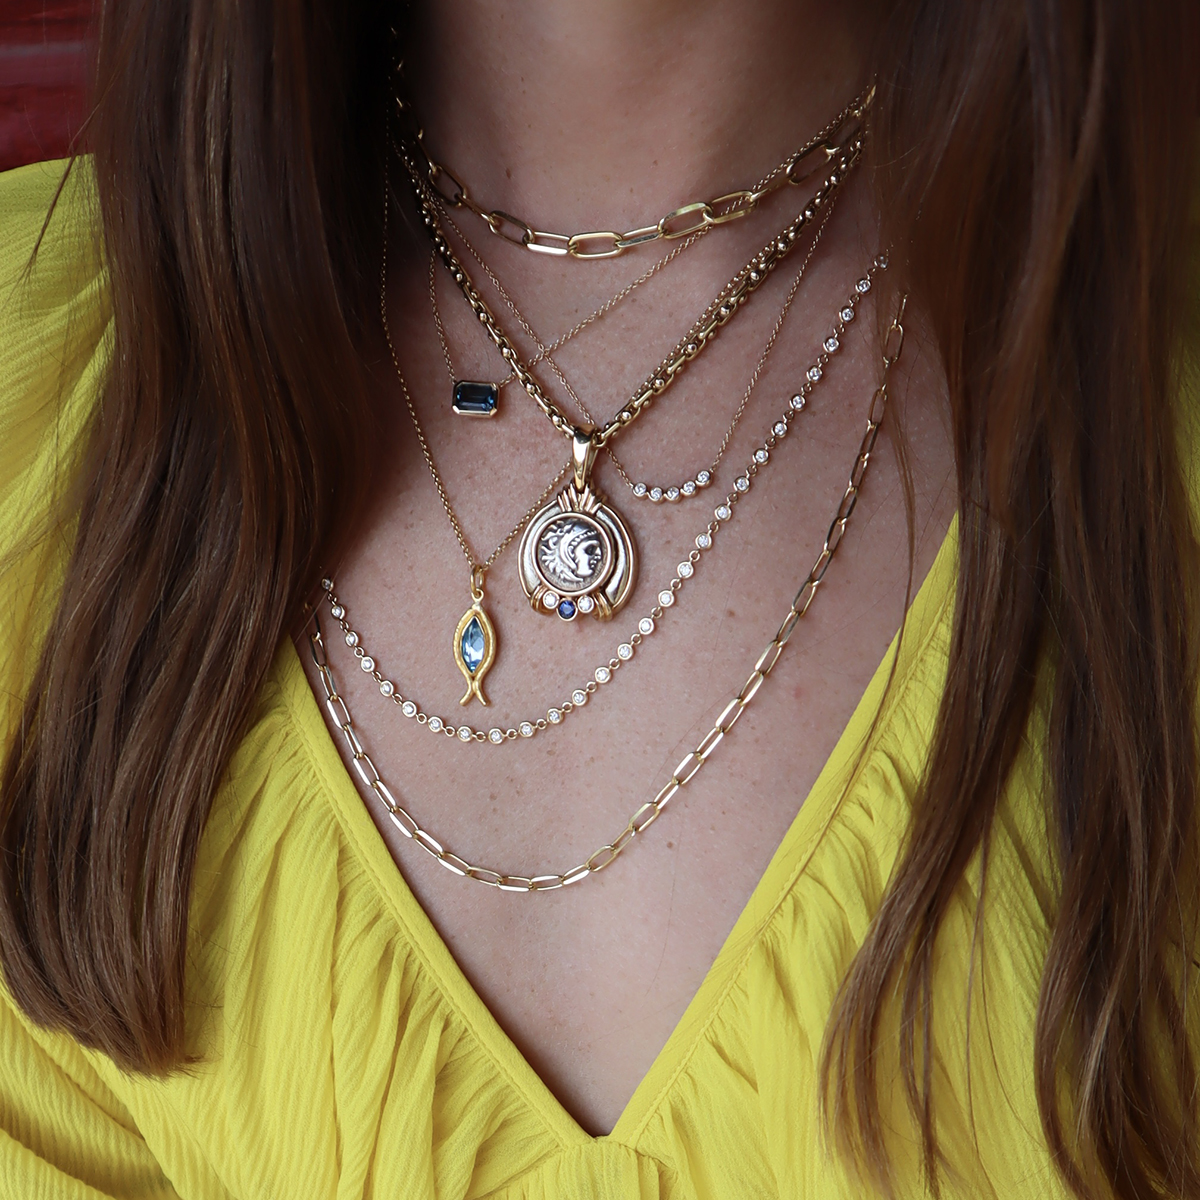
[309,297,906,889]
[400,84,873,260]
[381,170,568,579]
[435,196,838,501]
[430,224,711,389]
[402,131,864,448]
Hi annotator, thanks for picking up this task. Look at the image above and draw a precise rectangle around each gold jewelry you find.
[405,138,862,448]
[381,178,569,704]
[309,296,908,889]
[329,261,887,743]
[431,224,711,416]
[436,194,839,503]
[401,84,873,260]
[402,131,864,624]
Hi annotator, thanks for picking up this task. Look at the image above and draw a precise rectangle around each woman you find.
[1,0,1196,1196]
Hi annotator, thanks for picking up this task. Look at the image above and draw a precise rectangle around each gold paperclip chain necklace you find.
[309,295,907,890]
[401,83,873,260]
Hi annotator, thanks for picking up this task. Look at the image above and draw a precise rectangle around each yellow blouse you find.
[0,158,1154,1200]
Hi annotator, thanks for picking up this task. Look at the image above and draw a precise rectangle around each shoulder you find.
[0,156,108,492]
[0,157,109,735]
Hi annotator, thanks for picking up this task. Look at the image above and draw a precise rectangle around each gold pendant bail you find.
[471,564,487,602]
[571,428,601,492]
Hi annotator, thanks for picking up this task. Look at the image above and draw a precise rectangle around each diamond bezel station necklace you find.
[332,260,885,744]
[309,297,908,890]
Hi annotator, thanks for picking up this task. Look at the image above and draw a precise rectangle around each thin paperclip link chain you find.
[431,225,711,389]
[436,197,839,503]
[400,132,865,447]
[399,83,873,260]
[321,262,887,748]
[309,295,906,889]
[381,169,568,578]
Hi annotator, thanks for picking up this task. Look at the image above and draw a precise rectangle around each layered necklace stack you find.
[384,85,872,703]
[311,78,907,888]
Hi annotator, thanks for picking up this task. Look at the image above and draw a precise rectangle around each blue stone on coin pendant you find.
[452,380,499,418]
[557,599,577,621]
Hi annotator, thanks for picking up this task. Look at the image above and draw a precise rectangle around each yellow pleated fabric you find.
[0,157,1179,1199]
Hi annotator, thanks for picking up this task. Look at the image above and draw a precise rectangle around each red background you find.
[0,0,91,173]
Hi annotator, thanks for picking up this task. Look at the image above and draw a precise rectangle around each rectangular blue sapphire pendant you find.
[452,380,499,418]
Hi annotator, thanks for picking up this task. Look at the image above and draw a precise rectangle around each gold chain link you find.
[398,84,873,260]
[308,295,906,890]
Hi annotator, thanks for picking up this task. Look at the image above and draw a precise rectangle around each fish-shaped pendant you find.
[453,585,497,706]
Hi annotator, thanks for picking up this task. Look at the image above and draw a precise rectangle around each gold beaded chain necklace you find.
[310,296,908,891]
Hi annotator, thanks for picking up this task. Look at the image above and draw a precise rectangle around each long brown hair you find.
[2,1,1198,1197]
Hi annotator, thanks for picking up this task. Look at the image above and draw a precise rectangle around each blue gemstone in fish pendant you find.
[453,594,497,705]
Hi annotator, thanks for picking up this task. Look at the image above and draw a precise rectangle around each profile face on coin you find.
[534,514,612,595]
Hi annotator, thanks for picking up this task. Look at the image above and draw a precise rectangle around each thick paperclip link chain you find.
[399,84,874,260]
[307,297,906,891]
[403,134,864,448]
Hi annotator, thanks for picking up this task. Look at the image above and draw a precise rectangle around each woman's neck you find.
[404,0,874,232]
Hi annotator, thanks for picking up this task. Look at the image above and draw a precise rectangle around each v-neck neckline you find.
[279,517,958,1152]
